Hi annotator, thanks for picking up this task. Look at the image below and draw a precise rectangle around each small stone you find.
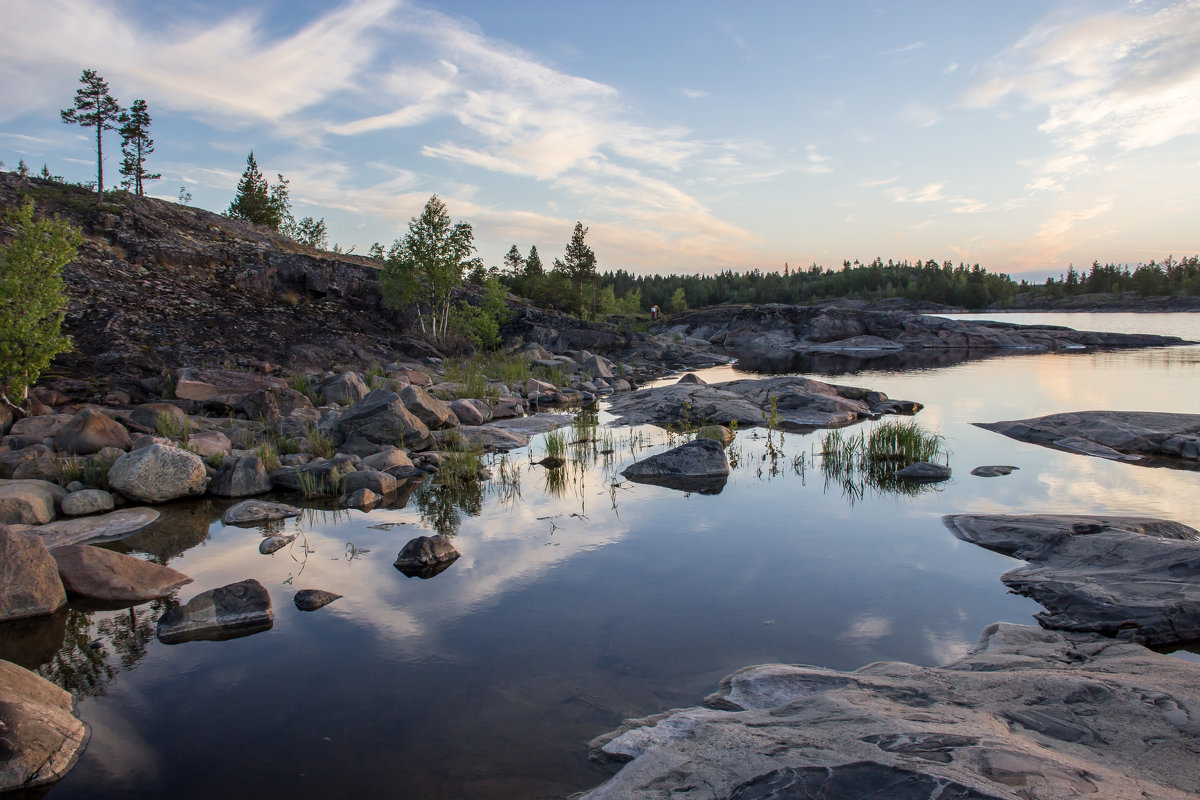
[259,534,295,555]
[971,465,1018,477]
[394,534,460,578]
[294,589,341,611]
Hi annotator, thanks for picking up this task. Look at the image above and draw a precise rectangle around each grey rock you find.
[896,461,952,481]
[399,383,458,430]
[944,514,1200,645]
[235,386,314,421]
[0,483,56,526]
[268,455,356,493]
[186,430,232,458]
[676,372,706,385]
[31,508,160,548]
[156,578,274,644]
[127,402,187,432]
[621,438,730,494]
[361,447,414,472]
[975,411,1200,467]
[394,534,460,578]
[222,500,302,527]
[209,454,272,497]
[340,487,378,509]
[60,489,115,516]
[0,659,89,792]
[259,534,295,555]
[580,355,614,379]
[51,544,191,604]
[449,398,490,426]
[339,388,432,449]
[971,465,1018,477]
[579,623,1200,800]
[294,589,341,611]
[107,444,207,504]
[315,371,368,406]
[0,526,66,622]
[54,409,132,455]
[340,468,396,496]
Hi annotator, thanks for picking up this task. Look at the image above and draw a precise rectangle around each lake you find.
[10,312,1200,800]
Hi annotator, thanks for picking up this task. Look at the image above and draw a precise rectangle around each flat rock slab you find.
[30,508,161,549]
[51,545,192,605]
[221,500,302,527]
[975,411,1200,467]
[580,623,1200,800]
[0,658,89,792]
[944,514,1200,645]
[607,375,920,431]
[621,438,730,495]
[156,578,273,644]
[0,526,67,623]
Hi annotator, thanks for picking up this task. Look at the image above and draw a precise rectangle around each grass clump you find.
[540,428,567,468]
[304,422,334,459]
[255,442,280,471]
[155,413,191,444]
[288,374,320,405]
[819,420,949,501]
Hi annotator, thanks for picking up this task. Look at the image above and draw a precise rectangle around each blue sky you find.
[2,0,1198,280]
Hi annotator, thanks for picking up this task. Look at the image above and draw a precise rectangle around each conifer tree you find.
[118,99,161,196]
[60,69,121,196]
[502,244,525,276]
[553,222,597,314]
[226,152,290,229]
[525,245,543,279]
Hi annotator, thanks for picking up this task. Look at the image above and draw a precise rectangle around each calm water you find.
[10,313,1200,800]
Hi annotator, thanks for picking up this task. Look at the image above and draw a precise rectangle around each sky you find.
[1,0,1198,281]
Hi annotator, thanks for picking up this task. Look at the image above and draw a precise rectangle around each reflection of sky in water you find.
[38,313,1200,800]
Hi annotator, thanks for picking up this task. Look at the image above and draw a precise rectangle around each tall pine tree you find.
[118,99,161,196]
[60,69,121,196]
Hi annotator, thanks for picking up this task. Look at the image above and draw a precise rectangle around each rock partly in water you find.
[621,438,730,494]
[0,659,89,792]
[580,622,1200,800]
[944,514,1200,645]
[394,534,460,579]
[971,465,1018,477]
[50,545,192,605]
[294,589,341,611]
[895,461,952,481]
[0,526,67,623]
[107,443,207,504]
[156,579,274,644]
[975,411,1200,467]
[258,534,296,555]
[221,500,302,527]
[31,507,161,549]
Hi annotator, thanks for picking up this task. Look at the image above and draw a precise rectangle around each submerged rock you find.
[895,461,952,481]
[0,659,90,792]
[394,534,460,579]
[971,465,1018,477]
[944,514,1200,645]
[156,578,274,644]
[31,507,161,549]
[294,589,341,611]
[51,545,192,605]
[221,500,302,527]
[258,534,295,555]
[621,438,730,494]
[580,622,1200,800]
[975,411,1200,467]
[0,526,67,623]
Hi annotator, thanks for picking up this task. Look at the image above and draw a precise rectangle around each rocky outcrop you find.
[607,375,921,430]
[156,579,274,644]
[621,439,730,494]
[944,514,1200,645]
[107,443,207,503]
[51,545,192,604]
[975,411,1200,466]
[0,659,89,792]
[581,623,1200,800]
[0,527,67,622]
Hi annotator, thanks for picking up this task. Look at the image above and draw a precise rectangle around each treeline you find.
[1040,257,1200,299]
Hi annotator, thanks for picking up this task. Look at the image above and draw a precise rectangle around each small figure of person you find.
[651,305,659,320]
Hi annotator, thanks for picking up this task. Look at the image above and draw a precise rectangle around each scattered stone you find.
[51,545,192,604]
[975,411,1200,466]
[622,438,730,494]
[0,659,89,792]
[186,430,232,458]
[221,500,302,527]
[236,386,313,421]
[580,355,614,379]
[31,508,161,549]
[895,461,952,481]
[361,447,414,472]
[107,444,207,504]
[525,378,556,396]
[54,409,132,455]
[394,534,460,578]
[294,589,341,611]
[209,454,272,497]
[0,482,57,526]
[60,489,115,516]
[340,468,396,496]
[156,578,274,644]
[676,372,706,385]
[971,465,1018,477]
[0,526,66,623]
[258,535,295,555]
[449,398,489,426]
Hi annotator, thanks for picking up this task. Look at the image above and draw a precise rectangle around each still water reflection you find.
[23,313,1200,800]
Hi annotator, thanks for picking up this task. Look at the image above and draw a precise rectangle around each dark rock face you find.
[0,659,90,792]
[621,439,730,494]
[156,579,273,644]
[50,545,192,605]
[579,623,1200,799]
[944,514,1200,645]
[394,535,460,578]
[0,526,67,623]
[54,409,132,455]
[975,411,1200,467]
[294,589,341,611]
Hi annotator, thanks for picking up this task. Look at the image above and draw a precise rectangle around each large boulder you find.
[186,430,232,458]
[338,389,431,448]
[394,534,460,578]
[107,444,207,504]
[54,409,132,455]
[0,526,66,622]
[0,482,56,526]
[580,355,614,379]
[340,468,397,496]
[315,371,368,406]
[361,447,414,472]
[209,455,272,497]
[0,659,89,792]
[156,578,273,644]
[235,387,314,421]
[975,411,1200,466]
[400,384,458,430]
[621,438,730,494]
[51,545,192,604]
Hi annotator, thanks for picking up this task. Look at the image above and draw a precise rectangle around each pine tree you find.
[502,244,525,276]
[525,245,544,279]
[553,222,597,314]
[117,99,161,196]
[225,152,291,230]
[60,69,122,196]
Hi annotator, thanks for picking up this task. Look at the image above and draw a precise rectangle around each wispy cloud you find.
[682,88,711,99]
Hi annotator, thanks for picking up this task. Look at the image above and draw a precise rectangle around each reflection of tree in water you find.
[414,477,482,536]
[110,499,218,565]
[36,599,173,698]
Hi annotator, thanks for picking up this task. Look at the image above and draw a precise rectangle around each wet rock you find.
[156,578,274,644]
[315,371,368,406]
[339,388,432,449]
[896,461,952,481]
[221,500,302,527]
[209,454,272,497]
[580,623,1200,800]
[971,465,1018,477]
[60,489,115,516]
[0,659,89,792]
[51,545,192,604]
[975,411,1200,467]
[0,482,56,526]
[107,443,207,504]
[340,487,378,509]
[294,589,341,611]
[32,508,161,549]
[54,409,132,455]
[259,534,295,555]
[621,438,730,494]
[394,534,460,578]
[0,526,67,622]
[944,514,1200,645]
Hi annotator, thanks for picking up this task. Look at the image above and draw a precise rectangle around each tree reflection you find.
[413,476,482,536]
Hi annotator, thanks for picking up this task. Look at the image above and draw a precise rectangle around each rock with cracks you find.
[156,578,273,644]
[974,411,1200,467]
[0,659,89,792]
[0,526,67,623]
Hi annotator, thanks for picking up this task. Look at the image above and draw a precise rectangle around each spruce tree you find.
[60,69,122,196]
[502,244,525,275]
[225,152,287,229]
[118,99,161,196]
[525,245,543,279]
[553,222,597,314]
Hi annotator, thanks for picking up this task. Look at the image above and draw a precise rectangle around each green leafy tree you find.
[225,152,291,230]
[553,222,597,314]
[382,194,478,340]
[291,216,328,249]
[669,286,688,313]
[60,69,122,196]
[117,99,161,196]
[0,202,80,411]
